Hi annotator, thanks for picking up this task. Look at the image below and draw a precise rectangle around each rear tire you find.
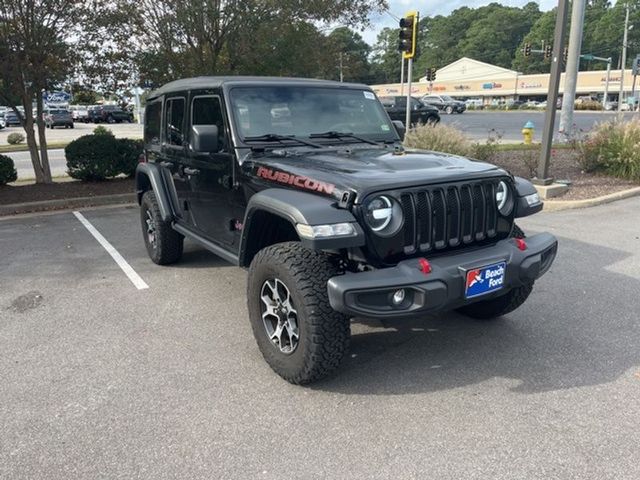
[247,242,350,384]
[140,191,183,265]
[456,223,532,320]
[445,105,454,115]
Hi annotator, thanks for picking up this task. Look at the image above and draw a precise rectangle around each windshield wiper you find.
[244,133,322,149]
[308,131,381,146]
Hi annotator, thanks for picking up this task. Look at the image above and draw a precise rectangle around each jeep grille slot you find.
[400,193,416,254]
[400,180,502,254]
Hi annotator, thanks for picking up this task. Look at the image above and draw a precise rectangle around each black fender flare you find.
[514,176,543,218]
[239,188,365,267]
[135,162,174,223]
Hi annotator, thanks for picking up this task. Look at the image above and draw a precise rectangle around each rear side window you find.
[165,98,185,146]
[144,100,162,145]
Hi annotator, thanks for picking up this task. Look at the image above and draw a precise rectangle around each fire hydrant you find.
[522,121,535,145]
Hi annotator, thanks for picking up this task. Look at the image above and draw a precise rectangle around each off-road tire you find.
[140,190,183,265]
[456,223,532,319]
[247,242,350,384]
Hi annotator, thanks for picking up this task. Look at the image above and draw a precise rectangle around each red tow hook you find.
[418,258,432,275]
[515,238,527,251]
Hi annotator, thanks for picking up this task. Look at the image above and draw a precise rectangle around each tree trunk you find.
[35,91,53,183]
[18,95,46,184]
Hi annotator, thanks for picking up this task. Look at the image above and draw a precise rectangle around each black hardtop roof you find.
[148,76,369,99]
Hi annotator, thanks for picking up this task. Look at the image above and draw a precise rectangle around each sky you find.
[361,0,560,45]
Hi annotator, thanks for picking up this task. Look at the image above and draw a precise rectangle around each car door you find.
[160,95,195,224]
[185,94,238,247]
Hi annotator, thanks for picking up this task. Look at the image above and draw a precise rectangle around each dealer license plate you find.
[464,262,506,299]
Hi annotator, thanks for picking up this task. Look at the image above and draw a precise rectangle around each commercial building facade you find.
[371,57,634,103]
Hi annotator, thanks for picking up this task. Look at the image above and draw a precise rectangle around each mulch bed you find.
[490,149,638,200]
[0,177,135,206]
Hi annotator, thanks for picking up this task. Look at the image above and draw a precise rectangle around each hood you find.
[242,146,507,203]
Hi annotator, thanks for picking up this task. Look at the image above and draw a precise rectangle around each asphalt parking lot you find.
[1,198,640,479]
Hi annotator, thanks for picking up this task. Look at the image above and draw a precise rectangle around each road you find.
[3,111,637,180]
[1,198,639,479]
[439,110,637,142]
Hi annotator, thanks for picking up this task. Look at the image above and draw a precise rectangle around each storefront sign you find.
[482,82,503,90]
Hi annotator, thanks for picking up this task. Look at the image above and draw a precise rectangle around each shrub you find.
[93,125,114,136]
[115,138,144,177]
[577,119,640,180]
[404,123,473,157]
[65,134,121,181]
[470,128,503,162]
[7,132,25,145]
[575,100,603,111]
[0,154,18,185]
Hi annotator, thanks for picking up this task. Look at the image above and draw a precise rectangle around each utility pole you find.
[618,3,630,113]
[559,0,586,137]
[339,53,344,83]
[603,58,612,109]
[535,0,569,185]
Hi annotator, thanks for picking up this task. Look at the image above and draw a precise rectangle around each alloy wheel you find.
[260,278,299,354]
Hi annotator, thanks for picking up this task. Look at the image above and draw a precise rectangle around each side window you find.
[164,98,185,146]
[192,96,225,147]
[144,100,162,145]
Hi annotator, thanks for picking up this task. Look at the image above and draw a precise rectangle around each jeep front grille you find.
[399,180,501,254]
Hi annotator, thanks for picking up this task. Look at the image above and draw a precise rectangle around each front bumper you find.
[327,233,557,318]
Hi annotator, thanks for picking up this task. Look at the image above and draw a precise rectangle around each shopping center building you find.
[371,57,634,103]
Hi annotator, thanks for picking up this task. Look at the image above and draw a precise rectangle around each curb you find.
[544,186,640,211]
[0,193,136,216]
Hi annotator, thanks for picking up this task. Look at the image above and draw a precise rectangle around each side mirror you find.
[191,125,219,153]
[392,120,406,141]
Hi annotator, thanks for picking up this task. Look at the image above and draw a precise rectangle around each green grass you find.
[494,143,574,152]
[0,141,70,153]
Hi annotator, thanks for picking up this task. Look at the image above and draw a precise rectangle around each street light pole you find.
[604,58,612,109]
[559,0,586,137]
[535,0,569,185]
[400,55,405,96]
[618,3,630,114]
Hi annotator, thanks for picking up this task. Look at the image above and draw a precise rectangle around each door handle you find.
[183,167,200,176]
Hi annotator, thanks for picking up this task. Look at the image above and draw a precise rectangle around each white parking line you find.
[73,211,149,290]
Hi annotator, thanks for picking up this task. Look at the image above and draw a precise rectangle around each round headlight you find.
[495,181,513,215]
[364,195,404,236]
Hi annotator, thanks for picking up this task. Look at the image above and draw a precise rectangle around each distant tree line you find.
[372,1,640,83]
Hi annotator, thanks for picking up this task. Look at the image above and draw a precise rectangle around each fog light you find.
[392,289,406,305]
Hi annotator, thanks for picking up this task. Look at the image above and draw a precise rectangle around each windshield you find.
[229,86,397,143]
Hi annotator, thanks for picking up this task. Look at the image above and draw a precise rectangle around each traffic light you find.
[426,68,436,81]
[523,43,532,57]
[398,12,418,59]
[544,44,552,59]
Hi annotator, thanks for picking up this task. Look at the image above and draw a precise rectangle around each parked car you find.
[91,105,132,123]
[70,105,90,122]
[379,96,440,126]
[0,115,5,129]
[465,98,484,109]
[420,94,466,114]
[135,76,557,384]
[44,109,74,129]
[4,110,21,126]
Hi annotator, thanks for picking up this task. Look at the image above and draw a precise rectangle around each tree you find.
[459,3,541,69]
[129,0,387,85]
[0,0,79,184]
[512,9,557,74]
[324,27,372,83]
[370,27,402,84]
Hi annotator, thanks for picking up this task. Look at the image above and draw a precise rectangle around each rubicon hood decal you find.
[256,166,335,195]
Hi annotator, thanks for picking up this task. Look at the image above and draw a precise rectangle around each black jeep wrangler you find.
[136,77,557,384]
